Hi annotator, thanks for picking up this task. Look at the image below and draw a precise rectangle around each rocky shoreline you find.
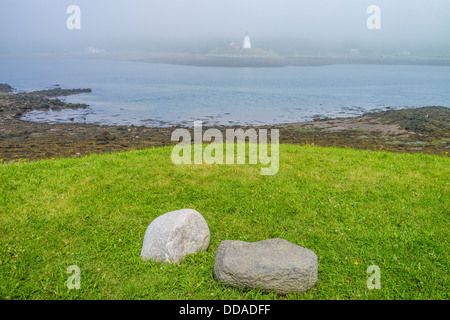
[0,84,448,163]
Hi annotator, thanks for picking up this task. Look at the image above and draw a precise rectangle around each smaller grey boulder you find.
[140,209,210,263]
[213,238,318,295]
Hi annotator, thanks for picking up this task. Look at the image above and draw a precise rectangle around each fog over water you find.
[1,0,450,55]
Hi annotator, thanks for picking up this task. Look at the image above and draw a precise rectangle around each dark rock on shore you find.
[30,88,92,97]
[0,83,14,93]
[95,131,116,142]
[0,85,91,117]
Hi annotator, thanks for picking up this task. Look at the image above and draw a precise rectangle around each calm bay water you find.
[2,57,450,127]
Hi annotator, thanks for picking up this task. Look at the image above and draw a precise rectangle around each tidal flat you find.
[0,85,448,163]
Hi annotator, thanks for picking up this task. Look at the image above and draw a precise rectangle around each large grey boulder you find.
[213,238,318,295]
[140,209,210,263]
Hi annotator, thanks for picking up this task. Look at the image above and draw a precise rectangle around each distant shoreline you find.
[132,54,450,68]
[3,52,450,68]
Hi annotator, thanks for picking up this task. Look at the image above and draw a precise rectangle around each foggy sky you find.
[1,0,450,54]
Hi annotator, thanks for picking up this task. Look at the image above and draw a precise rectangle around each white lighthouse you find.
[243,32,251,49]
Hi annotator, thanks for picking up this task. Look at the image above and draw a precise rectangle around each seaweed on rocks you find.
[0,85,91,116]
[366,106,450,138]
[0,83,14,93]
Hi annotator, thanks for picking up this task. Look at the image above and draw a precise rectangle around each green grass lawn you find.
[0,144,448,300]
